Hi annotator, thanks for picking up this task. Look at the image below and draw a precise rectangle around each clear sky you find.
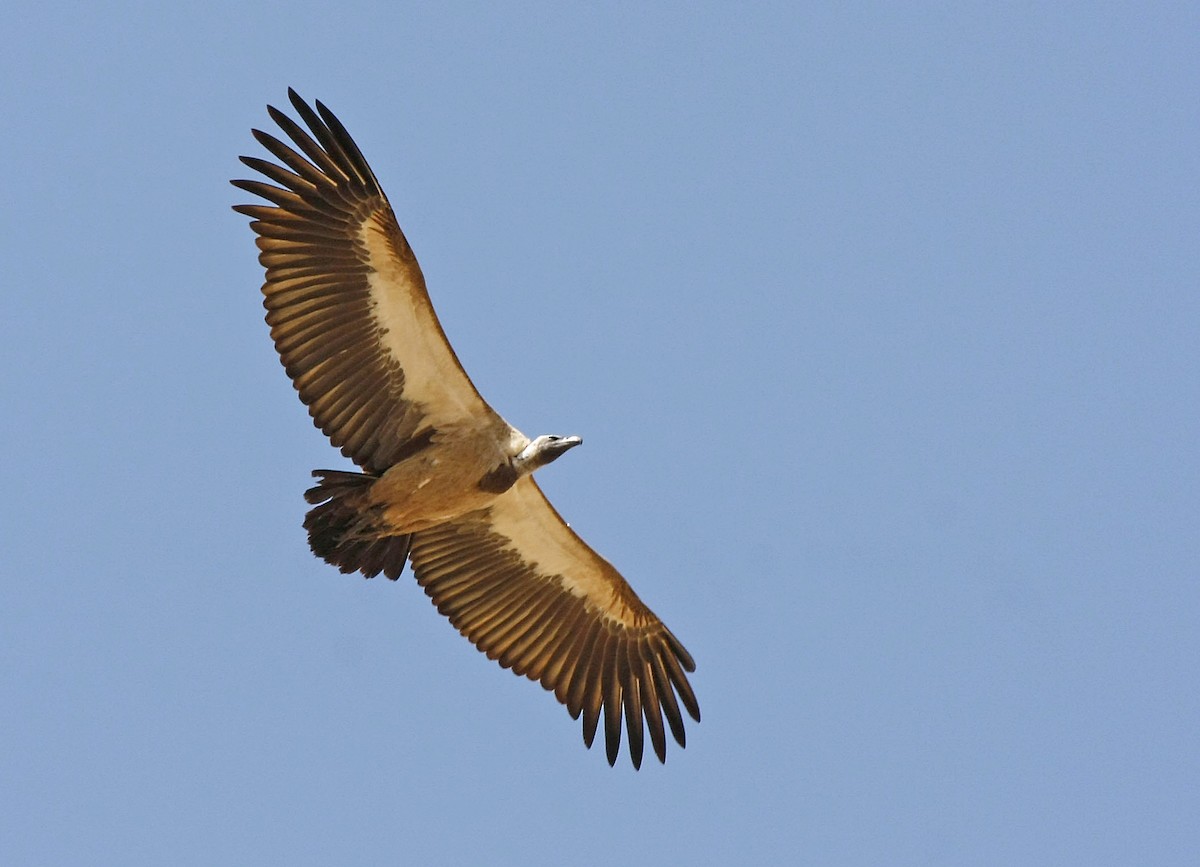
[3,3,1197,865]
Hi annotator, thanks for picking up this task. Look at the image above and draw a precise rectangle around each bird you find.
[232,89,699,768]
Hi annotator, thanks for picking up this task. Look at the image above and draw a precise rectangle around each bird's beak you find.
[551,436,583,455]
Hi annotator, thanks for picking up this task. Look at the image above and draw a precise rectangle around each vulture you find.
[232,90,699,767]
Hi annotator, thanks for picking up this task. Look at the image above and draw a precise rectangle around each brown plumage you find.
[233,89,699,768]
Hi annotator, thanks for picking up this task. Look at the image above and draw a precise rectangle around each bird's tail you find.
[303,470,412,580]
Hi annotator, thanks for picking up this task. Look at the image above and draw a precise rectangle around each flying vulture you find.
[232,90,699,767]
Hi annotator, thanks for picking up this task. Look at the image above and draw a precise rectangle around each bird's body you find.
[369,421,523,533]
[233,90,698,768]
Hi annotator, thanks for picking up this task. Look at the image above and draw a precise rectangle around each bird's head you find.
[515,434,583,474]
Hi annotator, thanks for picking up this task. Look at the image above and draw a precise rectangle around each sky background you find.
[2,3,1197,865]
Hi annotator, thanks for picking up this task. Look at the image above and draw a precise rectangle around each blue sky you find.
[3,3,1197,864]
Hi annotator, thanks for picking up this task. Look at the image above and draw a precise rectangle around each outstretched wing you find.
[408,476,700,768]
[232,89,498,474]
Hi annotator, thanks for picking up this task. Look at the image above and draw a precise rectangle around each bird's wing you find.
[407,475,700,768]
[232,89,499,474]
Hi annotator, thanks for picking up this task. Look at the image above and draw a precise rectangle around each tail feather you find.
[303,470,411,580]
